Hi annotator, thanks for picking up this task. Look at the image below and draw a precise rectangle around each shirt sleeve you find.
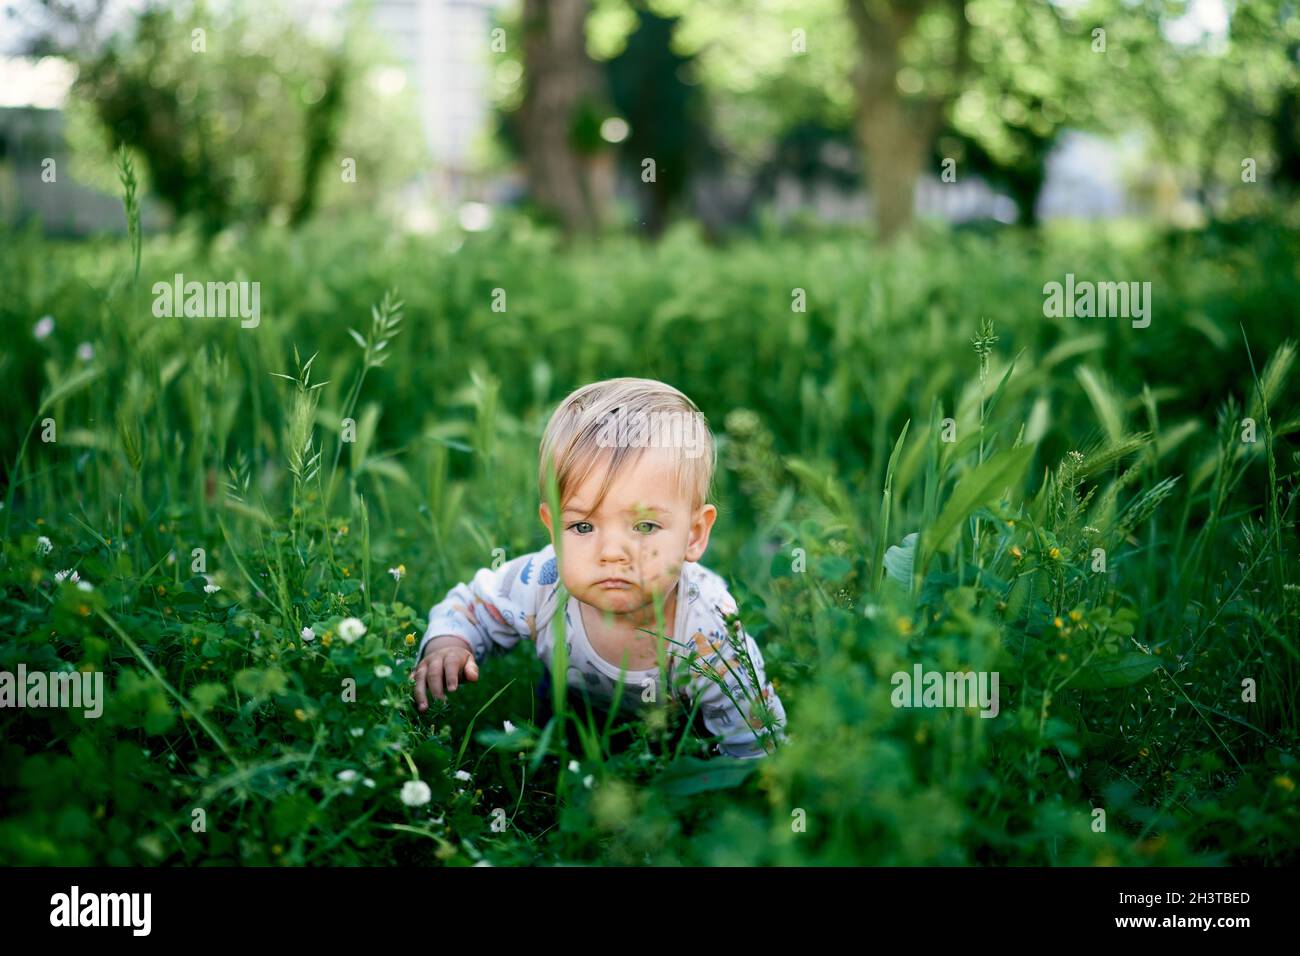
[417,548,548,665]
[674,579,788,760]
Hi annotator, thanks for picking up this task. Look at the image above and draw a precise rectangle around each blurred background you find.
[2,0,1296,241]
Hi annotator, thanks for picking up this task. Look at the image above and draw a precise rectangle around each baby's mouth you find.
[595,577,636,589]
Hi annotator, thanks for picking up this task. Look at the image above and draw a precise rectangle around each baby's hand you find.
[412,635,479,711]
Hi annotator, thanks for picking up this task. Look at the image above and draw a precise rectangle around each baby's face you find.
[539,446,716,624]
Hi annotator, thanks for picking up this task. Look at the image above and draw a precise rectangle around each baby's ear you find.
[538,502,553,535]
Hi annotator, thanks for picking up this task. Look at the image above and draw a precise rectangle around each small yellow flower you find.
[1069,609,1083,623]
[338,525,349,536]
[1049,547,1060,560]
[77,604,90,616]
[1139,747,1149,758]
[1053,617,1064,629]
[156,585,166,596]
[1275,775,1295,792]
[322,632,333,647]
[342,567,350,577]
[1010,546,1023,560]
[1057,652,1068,662]
[191,637,200,646]
[896,616,913,636]
[36,518,45,525]
[294,708,308,722]
[404,632,416,646]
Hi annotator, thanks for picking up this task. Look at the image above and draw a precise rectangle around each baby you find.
[411,377,787,759]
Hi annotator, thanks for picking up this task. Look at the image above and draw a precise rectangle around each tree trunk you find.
[846,0,950,243]
[519,0,611,236]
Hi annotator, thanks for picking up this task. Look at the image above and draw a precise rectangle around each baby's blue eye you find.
[567,521,593,534]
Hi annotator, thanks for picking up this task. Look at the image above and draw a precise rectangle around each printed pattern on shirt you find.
[420,544,787,758]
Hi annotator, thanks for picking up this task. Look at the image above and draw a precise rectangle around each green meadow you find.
[1,206,1297,865]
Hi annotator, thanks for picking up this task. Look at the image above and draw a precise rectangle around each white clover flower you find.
[400,780,432,807]
[350,727,365,737]
[77,342,94,362]
[503,720,516,734]
[35,536,53,556]
[374,664,392,679]
[454,769,472,782]
[568,760,581,773]
[363,778,375,789]
[582,774,594,789]
[33,316,54,340]
[76,580,93,592]
[300,627,315,642]
[388,565,405,582]
[203,583,220,594]
[338,617,367,644]
[336,769,359,783]
[55,569,79,583]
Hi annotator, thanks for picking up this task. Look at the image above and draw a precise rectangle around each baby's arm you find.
[677,614,788,760]
[412,551,543,710]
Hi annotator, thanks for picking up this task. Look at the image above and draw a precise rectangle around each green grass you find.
[0,209,1297,865]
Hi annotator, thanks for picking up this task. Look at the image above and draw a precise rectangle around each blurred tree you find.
[517,0,617,235]
[648,0,1300,238]
[604,2,712,235]
[40,0,426,236]
[845,0,970,242]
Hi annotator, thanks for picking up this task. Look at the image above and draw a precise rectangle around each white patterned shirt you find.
[419,543,787,759]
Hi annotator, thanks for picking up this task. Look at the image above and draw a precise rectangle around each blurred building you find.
[0,54,173,234]
[370,0,506,184]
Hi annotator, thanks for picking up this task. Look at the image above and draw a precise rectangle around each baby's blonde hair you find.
[538,377,716,518]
